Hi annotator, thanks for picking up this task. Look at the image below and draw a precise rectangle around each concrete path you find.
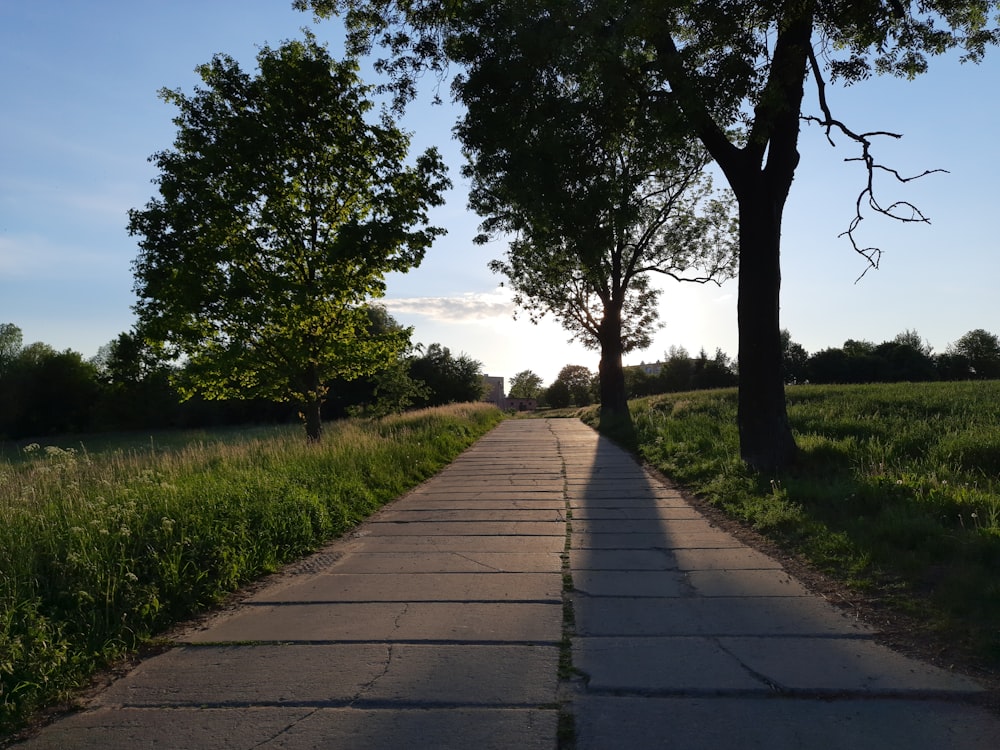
[16,419,1000,749]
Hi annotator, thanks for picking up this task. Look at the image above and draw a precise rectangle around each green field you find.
[0,403,503,735]
[584,380,1000,673]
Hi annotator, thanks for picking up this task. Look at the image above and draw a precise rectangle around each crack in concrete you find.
[248,707,319,748]
[448,551,504,572]
[349,644,395,708]
[392,603,409,631]
[711,635,788,693]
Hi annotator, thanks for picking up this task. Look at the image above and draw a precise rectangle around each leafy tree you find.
[408,343,484,406]
[508,370,544,399]
[555,364,596,407]
[1,343,100,437]
[299,0,1000,468]
[453,6,736,426]
[894,329,933,357]
[128,35,450,441]
[949,328,1000,378]
[545,379,572,409]
[781,330,810,385]
[0,323,22,376]
[872,340,937,382]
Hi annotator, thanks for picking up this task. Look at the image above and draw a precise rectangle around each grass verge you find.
[581,381,1000,671]
[0,403,503,736]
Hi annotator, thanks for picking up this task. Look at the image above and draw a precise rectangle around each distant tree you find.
[843,339,877,358]
[0,323,22,376]
[508,370,543,399]
[2,344,100,437]
[623,367,657,399]
[807,347,852,384]
[657,346,695,393]
[781,330,810,385]
[872,340,937,382]
[894,329,933,357]
[545,379,572,409]
[949,329,1000,379]
[552,365,595,407]
[128,36,449,441]
[693,348,738,390]
[408,344,484,406]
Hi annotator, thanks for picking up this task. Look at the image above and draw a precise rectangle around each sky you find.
[2,2,999,388]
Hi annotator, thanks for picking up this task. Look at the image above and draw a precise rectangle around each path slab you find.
[571,570,689,598]
[181,602,563,644]
[686,568,811,597]
[572,696,1000,750]
[249,572,563,603]
[573,637,765,692]
[718,636,985,693]
[330,551,563,574]
[574,596,872,637]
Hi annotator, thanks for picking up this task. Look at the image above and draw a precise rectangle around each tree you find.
[949,328,1000,378]
[408,343,484,406]
[299,1,999,468]
[0,343,100,437]
[128,35,450,441]
[545,379,572,409]
[454,6,736,427]
[894,329,933,357]
[508,370,543,399]
[554,364,596,407]
[781,330,810,385]
[0,323,22,376]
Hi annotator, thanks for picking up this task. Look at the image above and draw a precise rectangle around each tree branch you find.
[806,44,948,281]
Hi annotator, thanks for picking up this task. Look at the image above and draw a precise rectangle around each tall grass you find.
[584,381,1000,666]
[0,403,503,734]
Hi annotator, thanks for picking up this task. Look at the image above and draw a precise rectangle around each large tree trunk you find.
[301,364,324,443]
[735,183,797,473]
[303,398,323,442]
[597,312,632,433]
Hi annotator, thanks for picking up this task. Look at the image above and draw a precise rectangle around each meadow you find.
[0,403,503,735]
[584,380,1000,673]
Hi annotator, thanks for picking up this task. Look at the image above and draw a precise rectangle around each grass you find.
[0,403,503,735]
[581,381,1000,667]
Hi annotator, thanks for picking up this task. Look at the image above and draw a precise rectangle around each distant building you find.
[629,361,664,376]
[482,374,537,411]
[504,397,537,412]
[482,375,505,408]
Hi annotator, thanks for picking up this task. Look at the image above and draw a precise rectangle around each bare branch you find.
[805,44,948,281]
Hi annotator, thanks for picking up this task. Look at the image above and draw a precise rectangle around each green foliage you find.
[553,365,595,407]
[587,381,1000,664]
[508,370,543,399]
[0,403,502,733]
[128,35,450,439]
[407,343,484,407]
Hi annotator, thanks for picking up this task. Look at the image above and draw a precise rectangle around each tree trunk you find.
[735,187,797,472]
[303,398,323,443]
[597,313,632,434]
[301,364,324,443]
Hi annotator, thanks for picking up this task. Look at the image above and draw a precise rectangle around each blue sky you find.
[2,2,998,386]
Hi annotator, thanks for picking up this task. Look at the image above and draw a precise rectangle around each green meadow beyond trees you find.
[129,35,450,441]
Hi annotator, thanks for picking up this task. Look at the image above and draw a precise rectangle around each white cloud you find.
[383,287,516,323]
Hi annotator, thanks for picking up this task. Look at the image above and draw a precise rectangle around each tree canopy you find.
[128,35,450,440]
[449,5,736,423]
[508,370,543,400]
